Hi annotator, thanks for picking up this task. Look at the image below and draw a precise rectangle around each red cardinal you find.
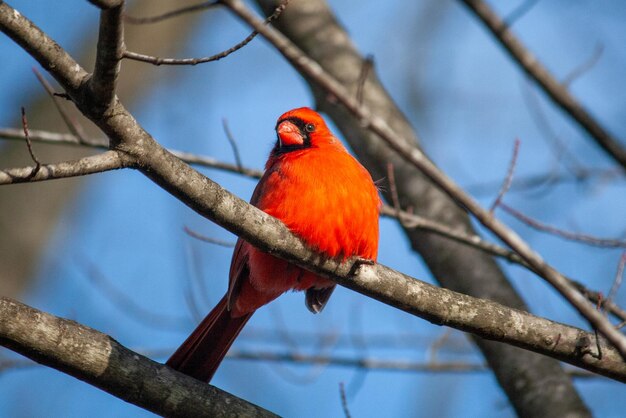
[167,107,380,382]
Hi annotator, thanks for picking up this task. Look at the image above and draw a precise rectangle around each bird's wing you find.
[226,238,249,311]
[226,170,273,311]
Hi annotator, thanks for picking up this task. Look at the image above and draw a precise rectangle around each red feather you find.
[167,108,380,382]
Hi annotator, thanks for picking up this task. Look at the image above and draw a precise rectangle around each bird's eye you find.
[305,123,315,133]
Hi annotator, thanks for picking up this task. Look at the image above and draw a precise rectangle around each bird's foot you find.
[349,257,375,276]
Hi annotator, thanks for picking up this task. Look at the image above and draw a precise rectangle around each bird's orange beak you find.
[277,121,304,147]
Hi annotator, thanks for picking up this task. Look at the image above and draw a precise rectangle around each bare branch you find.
[0,151,129,185]
[490,138,520,213]
[521,82,587,176]
[3,127,625,323]
[90,1,124,107]
[224,0,626,360]
[2,348,599,378]
[501,203,626,248]
[607,253,626,309]
[222,118,244,171]
[503,0,540,27]
[124,1,220,24]
[183,226,236,248]
[0,297,277,417]
[458,0,626,171]
[225,349,598,378]
[20,107,41,178]
[563,43,604,87]
[122,0,289,66]
[464,167,623,195]
[339,382,351,418]
[0,128,264,178]
[33,68,89,141]
[356,55,373,104]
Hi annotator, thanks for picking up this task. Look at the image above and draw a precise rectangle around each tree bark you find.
[254,1,591,416]
[0,297,277,418]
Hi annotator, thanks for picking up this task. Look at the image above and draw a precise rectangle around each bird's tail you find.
[166,295,252,382]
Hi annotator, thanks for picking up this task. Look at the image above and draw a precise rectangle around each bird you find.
[166,107,380,382]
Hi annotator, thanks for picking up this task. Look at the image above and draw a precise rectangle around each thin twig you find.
[607,253,626,309]
[501,203,626,248]
[32,68,88,142]
[20,107,41,179]
[563,44,604,87]
[186,241,216,312]
[0,128,263,179]
[123,0,289,66]
[1,349,599,379]
[183,243,206,323]
[503,0,540,27]
[465,167,623,196]
[521,82,587,176]
[124,1,219,24]
[183,226,236,248]
[386,162,403,219]
[428,329,453,364]
[490,138,520,213]
[222,118,244,171]
[356,54,374,105]
[339,382,351,418]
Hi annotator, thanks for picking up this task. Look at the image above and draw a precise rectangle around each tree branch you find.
[89,0,124,109]
[458,0,626,171]
[0,297,277,417]
[3,127,625,325]
[122,0,289,66]
[0,151,130,185]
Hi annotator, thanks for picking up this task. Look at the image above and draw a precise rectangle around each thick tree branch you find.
[0,297,277,417]
[0,151,130,185]
[458,0,626,171]
[6,124,626,330]
[0,3,88,96]
[89,1,124,108]
[224,0,626,360]
[2,127,625,328]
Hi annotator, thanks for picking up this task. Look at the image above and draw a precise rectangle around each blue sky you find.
[1,1,625,416]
